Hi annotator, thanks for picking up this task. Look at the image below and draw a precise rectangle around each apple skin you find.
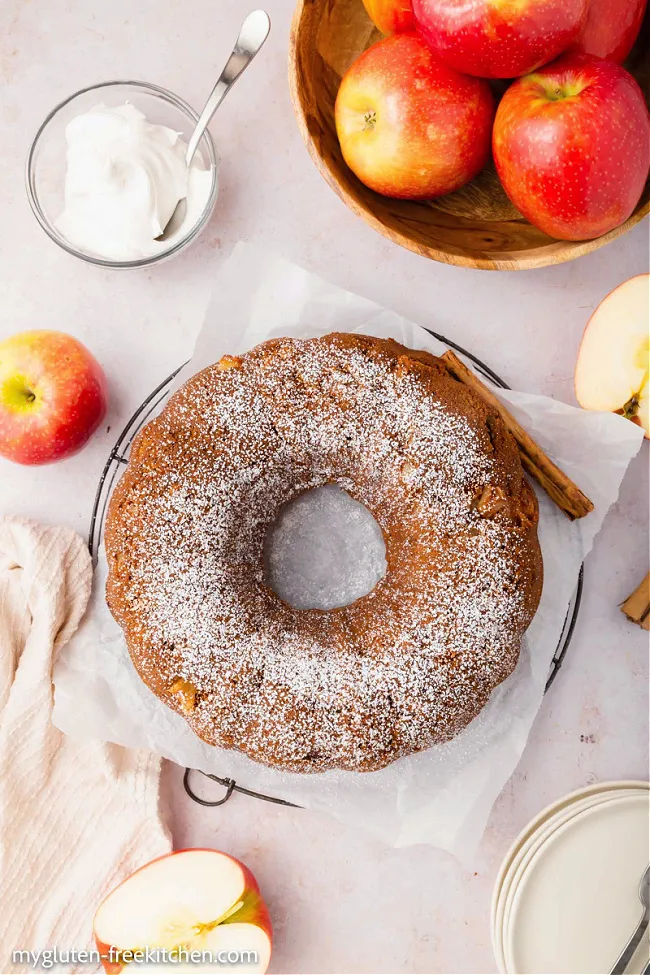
[412,0,589,78]
[361,0,415,34]
[0,330,107,465]
[93,849,273,975]
[335,33,495,200]
[492,54,650,241]
[570,0,647,64]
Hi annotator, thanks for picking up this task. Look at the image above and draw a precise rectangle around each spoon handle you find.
[185,9,271,166]
[610,910,649,975]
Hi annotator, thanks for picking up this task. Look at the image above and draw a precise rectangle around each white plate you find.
[493,790,636,972]
[491,782,649,972]
[499,793,638,968]
[505,791,650,974]
[492,782,649,929]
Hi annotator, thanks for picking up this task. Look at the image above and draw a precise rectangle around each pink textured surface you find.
[0,0,648,971]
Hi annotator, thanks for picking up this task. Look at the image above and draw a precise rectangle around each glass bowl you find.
[25,80,219,269]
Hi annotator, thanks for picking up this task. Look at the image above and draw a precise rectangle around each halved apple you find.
[93,849,272,973]
[575,274,650,439]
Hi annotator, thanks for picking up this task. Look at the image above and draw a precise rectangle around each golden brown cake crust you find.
[105,333,543,773]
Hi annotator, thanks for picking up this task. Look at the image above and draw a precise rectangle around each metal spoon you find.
[610,864,650,975]
[157,9,271,241]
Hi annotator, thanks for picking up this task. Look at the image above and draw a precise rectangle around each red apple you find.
[0,330,107,465]
[570,0,647,64]
[361,0,415,34]
[413,0,589,78]
[575,274,650,438]
[492,54,650,240]
[93,849,273,974]
[335,33,494,200]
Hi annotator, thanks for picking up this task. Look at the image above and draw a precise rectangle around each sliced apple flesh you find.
[93,849,272,973]
[575,274,650,439]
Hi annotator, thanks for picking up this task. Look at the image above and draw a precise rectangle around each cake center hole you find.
[264,484,387,610]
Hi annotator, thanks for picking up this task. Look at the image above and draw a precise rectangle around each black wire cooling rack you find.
[89,331,584,810]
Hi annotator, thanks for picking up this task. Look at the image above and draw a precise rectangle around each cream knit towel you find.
[0,518,171,974]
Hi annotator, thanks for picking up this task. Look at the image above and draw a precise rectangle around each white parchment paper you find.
[53,244,644,861]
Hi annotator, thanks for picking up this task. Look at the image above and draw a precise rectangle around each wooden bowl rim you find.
[288,0,650,271]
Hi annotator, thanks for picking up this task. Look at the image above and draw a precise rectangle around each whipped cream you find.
[55,103,213,261]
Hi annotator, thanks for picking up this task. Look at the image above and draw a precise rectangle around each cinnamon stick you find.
[621,573,650,631]
[441,350,594,521]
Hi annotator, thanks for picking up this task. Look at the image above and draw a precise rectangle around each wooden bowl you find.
[288,1,650,270]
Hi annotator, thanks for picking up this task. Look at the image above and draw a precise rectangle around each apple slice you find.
[575,274,650,438]
[94,849,272,973]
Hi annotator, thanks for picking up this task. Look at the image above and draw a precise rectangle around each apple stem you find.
[620,393,640,419]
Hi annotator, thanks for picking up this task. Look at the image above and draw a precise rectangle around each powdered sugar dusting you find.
[105,333,542,773]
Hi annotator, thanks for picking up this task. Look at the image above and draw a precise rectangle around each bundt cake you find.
[105,333,543,773]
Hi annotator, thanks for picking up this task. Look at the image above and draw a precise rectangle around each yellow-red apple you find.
[361,0,415,34]
[492,54,650,240]
[413,0,589,78]
[335,33,494,200]
[94,849,272,974]
[570,0,647,64]
[0,330,107,465]
[575,274,650,439]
